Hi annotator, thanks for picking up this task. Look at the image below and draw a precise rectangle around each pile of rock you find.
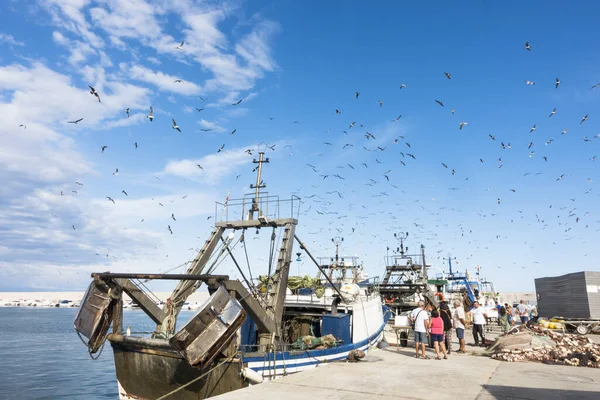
[488,326,600,368]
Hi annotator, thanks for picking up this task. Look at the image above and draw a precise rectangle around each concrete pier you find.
[215,330,600,400]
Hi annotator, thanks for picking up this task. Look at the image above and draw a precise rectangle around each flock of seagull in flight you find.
[34,40,600,270]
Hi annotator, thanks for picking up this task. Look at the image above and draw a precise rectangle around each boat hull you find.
[243,324,385,379]
[110,336,245,400]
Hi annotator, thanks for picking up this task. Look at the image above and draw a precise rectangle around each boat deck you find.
[215,333,600,400]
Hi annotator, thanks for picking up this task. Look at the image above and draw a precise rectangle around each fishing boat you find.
[378,232,438,316]
[428,255,500,317]
[74,152,388,400]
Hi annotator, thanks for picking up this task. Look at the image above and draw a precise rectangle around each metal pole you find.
[91,273,229,281]
[295,235,348,304]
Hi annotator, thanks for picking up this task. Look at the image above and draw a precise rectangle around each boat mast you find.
[248,152,268,221]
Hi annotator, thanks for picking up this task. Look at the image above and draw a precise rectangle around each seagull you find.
[172,119,181,132]
[379,100,383,107]
[441,163,448,169]
[171,213,176,221]
[217,144,225,153]
[335,109,341,114]
[89,86,101,102]
[528,141,534,149]
[555,78,560,89]
[75,182,83,186]
[580,114,589,125]
[147,106,154,121]
[197,164,203,170]
[232,99,243,106]
[489,134,495,140]
[101,145,108,153]
[525,42,531,51]
[549,108,556,118]
[173,79,183,83]
[125,108,130,118]
[349,121,356,129]
[134,142,138,149]
[229,129,236,135]
[525,80,535,85]
[435,100,444,107]
[175,41,184,50]
[590,83,600,91]
[106,196,115,204]
[561,128,568,135]
[459,122,468,130]
[355,91,360,99]
[530,124,536,133]
[113,168,119,176]
[199,128,212,132]
[392,115,402,122]
[19,124,26,129]
[444,72,451,79]
[451,109,455,115]
[399,84,407,89]
[168,225,173,234]
[122,190,128,196]
[545,140,554,145]
[497,198,501,204]
[68,118,83,124]
[556,174,565,181]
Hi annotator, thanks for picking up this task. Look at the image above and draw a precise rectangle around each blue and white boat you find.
[75,151,388,400]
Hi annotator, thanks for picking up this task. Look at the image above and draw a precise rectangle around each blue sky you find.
[0,1,598,293]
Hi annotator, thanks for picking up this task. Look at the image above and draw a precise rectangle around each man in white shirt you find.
[453,300,466,353]
[410,301,429,359]
[517,300,529,324]
[469,301,488,346]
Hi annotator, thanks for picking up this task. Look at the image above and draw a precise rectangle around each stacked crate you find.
[535,271,600,319]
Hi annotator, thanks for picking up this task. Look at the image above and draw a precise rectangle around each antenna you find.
[443,253,457,275]
[248,152,269,220]
[394,231,409,256]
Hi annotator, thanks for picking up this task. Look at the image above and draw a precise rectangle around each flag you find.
[224,189,230,206]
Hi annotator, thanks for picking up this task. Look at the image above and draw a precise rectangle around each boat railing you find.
[215,193,301,223]
[384,253,424,268]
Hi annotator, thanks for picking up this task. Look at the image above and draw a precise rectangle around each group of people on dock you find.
[409,299,489,360]
[497,299,537,333]
[409,298,538,359]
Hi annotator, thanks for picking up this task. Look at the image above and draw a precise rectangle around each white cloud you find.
[163,146,252,184]
[128,64,202,95]
[42,0,105,49]
[0,33,24,46]
[147,56,162,65]
[198,119,226,132]
[52,31,97,66]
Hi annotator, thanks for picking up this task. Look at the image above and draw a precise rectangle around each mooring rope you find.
[154,352,241,400]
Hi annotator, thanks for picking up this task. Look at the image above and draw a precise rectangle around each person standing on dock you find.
[517,300,529,325]
[469,301,487,347]
[410,301,429,359]
[428,308,448,360]
[439,301,453,354]
[453,300,467,353]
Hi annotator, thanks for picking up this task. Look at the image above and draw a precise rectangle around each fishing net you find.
[487,325,600,368]
[291,334,338,350]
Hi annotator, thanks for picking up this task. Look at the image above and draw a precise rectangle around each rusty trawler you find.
[74,152,388,399]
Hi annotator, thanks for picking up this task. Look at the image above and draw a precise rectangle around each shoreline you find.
[0,291,210,303]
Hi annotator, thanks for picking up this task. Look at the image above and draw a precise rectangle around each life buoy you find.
[435,292,445,301]
[384,295,395,304]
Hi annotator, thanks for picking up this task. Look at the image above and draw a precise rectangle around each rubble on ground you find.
[487,325,600,368]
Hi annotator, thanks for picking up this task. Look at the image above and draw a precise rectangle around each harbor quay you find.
[215,330,600,400]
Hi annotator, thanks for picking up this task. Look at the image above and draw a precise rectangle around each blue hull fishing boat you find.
[74,152,388,399]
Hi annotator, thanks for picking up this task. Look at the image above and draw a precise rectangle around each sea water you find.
[0,307,195,399]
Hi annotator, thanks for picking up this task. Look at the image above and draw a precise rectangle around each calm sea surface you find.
[0,308,195,400]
